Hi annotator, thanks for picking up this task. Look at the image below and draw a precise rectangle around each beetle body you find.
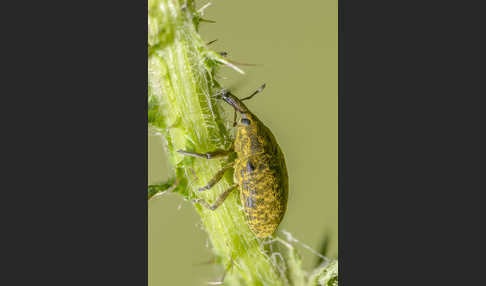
[178,85,288,238]
[226,93,288,238]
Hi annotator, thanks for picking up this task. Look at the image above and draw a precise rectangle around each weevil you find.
[177,84,288,238]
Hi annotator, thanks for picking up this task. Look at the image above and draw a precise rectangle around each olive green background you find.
[148,0,337,285]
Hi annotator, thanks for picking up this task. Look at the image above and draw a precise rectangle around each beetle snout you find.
[216,89,229,101]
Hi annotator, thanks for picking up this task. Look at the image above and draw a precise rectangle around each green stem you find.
[148,1,283,285]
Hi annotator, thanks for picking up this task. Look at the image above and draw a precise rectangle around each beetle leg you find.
[232,109,238,127]
[177,149,234,159]
[198,164,234,192]
[193,184,238,211]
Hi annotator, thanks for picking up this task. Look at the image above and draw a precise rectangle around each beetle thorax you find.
[234,113,265,158]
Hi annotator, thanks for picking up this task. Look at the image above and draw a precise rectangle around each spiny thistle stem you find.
[148,1,337,285]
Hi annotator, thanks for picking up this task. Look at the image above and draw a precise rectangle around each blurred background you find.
[149,0,337,285]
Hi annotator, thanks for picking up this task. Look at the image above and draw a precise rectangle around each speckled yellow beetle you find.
[177,84,288,238]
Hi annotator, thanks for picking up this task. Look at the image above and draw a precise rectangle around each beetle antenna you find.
[240,83,266,101]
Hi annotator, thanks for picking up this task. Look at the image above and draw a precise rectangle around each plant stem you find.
[148,0,284,285]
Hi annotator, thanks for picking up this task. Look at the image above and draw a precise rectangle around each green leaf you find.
[148,178,175,199]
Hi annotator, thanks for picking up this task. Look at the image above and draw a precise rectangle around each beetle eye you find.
[241,118,251,125]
